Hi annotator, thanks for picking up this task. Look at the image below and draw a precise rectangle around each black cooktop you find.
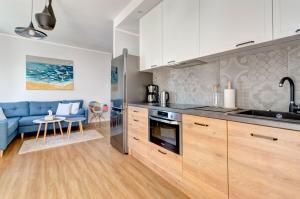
[148,103,239,112]
[149,103,204,110]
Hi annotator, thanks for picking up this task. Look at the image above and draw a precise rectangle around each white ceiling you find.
[0,0,132,52]
[116,0,161,34]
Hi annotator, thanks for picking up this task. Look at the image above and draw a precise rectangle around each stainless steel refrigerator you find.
[110,49,152,154]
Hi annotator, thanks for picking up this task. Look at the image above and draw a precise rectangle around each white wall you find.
[0,34,112,120]
[113,29,139,58]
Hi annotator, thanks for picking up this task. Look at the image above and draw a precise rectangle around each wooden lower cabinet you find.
[182,115,228,199]
[128,108,300,199]
[228,121,300,199]
[128,135,149,159]
[128,106,149,140]
[148,143,182,182]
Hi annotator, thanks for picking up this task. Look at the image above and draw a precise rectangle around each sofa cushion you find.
[0,102,29,118]
[7,117,20,136]
[77,108,85,115]
[56,103,72,116]
[62,100,83,109]
[19,116,44,126]
[29,101,60,116]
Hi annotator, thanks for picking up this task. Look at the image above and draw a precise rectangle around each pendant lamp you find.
[15,0,47,39]
[35,0,56,30]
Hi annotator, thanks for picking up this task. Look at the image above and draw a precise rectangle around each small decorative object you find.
[44,110,54,121]
[26,55,74,90]
[35,0,56,30]
[102,104,109,112]
[224,80,236,109]
[213,84,220,107]
[14,0,47,39]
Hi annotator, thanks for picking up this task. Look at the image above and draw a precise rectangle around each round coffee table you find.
[64,117,86,138]
[33,117,66,142]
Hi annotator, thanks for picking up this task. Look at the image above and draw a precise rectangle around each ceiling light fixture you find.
[14,0,47,39]
[35,0,56,30]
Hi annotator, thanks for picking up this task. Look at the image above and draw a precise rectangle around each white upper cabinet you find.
[162,0,200,65]
[199,0,273,57]
[139,3,163,71]
[273,0,300,39]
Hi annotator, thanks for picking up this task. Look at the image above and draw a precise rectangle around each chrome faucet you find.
[279,77,300,113]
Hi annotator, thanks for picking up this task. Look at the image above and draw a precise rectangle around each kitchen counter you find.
[129,103,300,131]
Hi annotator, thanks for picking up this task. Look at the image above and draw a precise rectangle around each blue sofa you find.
[0,100,88,155]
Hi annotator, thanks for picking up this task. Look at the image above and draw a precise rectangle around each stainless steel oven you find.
[149,109,182,154]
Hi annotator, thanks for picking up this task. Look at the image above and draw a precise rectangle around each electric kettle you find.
[160,91,170,105]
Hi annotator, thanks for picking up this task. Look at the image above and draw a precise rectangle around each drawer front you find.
[182,114,228,199]
[128,106,148,119]
[128,117,148,140]
[183,115,227,137]
[228,121,300,199]
[128,106,148,140]
[128,135,149,158]
[148,143,182,180]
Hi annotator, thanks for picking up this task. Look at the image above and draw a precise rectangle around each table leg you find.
[79,121,84,135]
[36,123,42,140]
[53,122,56,136]
[58,122,64,137]
[67,122,72,138]
[43,123,48,143]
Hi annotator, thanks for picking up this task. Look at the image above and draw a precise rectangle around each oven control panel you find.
[149,109,182,121]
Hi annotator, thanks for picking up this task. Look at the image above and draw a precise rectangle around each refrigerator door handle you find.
[123,72,127,106]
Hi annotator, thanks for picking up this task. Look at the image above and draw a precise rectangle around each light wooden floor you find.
[0,123,189,199]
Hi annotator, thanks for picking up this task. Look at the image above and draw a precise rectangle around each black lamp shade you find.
[35,0,56,30]
[15,22,47,39]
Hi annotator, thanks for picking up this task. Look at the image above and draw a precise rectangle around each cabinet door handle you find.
[296,29,300,33]
[236,41,255,48]
[133,137,140,141]
[133,119,139,122]
[158,149,167,155]
[167,60,176,64]
[250,133,278,141]
[133,110,139,113]
[150,65,157,68]
[194,122,209,127]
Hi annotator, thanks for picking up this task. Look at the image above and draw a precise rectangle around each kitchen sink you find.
[229,110,300,121]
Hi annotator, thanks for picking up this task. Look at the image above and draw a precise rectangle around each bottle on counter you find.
[213,84,220,107]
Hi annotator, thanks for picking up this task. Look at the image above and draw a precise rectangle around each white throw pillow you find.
[70,102,80,115]
[56,103,72,116]
[0,107,6,120]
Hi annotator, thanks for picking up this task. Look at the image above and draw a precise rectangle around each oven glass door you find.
[149,117,180,154]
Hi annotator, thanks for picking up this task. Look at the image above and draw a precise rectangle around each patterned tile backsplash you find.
[153,43,300,112]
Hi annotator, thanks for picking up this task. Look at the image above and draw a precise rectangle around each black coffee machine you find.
[146,84,159,103]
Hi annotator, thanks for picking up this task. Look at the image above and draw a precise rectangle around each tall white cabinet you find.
[139,3,163,70]
[199,0,273,57]
[273,0,300,39]
[162,0,200,65]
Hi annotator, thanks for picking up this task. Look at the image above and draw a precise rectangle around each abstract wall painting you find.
[111,66,118,91]
[26,55,74,90]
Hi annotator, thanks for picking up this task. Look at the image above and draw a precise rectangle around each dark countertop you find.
[128,103,300,131]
